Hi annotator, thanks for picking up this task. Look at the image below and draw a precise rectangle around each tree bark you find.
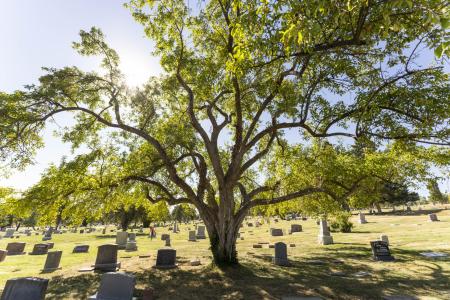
[206,218,240,266]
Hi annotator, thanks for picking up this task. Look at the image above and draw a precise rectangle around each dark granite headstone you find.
[272,242,290,266]
[6,242,26,255]
[290,224,302,233]
[93,244,121,271]
[1,277,48,300]
[30,244,49,255]
[43,251,62,272]
[0,250,7,262]
[154,248,177,269]
[270,228,283,236]
[72,245,89,253]
[88,272,135,300]
[370,241,395,261]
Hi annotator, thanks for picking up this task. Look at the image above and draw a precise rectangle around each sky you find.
[0,1,448,196]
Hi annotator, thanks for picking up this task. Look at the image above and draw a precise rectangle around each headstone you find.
[406,206,412,212]
[1,277,49,300]
[154,248,177,269]
[270,228,283,236]
[88,272,135,300]
[128,233,136,242]
[93,244,121,272]
[318,219,333,245]
[188,230,197,242]
[29,244,49,255]
[358,213,367,224]
[6,242,26,255]
[272,242,290,266]
[165,238,171,247]
[80,229,84,234]
[190,259,201,266]
[196,225,206,239]
[380,235,389,245]
[161,234,170,241]
[0,250,7,262]
[72,245,89,253]
[102,228,106,235]
[247,222,253,227]
[42,227,53,241]
[116,231,128,249]
[125,240,137,252]
[3,228,15,238]
[290,224,302,234]
[429,213,439,222]
[370,241,395,261]
[43,251,62,272]
[46,242,54,249]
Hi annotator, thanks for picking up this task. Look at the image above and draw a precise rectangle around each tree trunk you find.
[374,203,382,213]
[201,195,245,266]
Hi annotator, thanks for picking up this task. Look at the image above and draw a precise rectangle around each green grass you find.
[1,206,450,299]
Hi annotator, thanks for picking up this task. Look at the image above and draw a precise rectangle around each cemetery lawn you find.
[1,208,450,299]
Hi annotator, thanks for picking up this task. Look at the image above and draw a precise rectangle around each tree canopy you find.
[1,0,449,264]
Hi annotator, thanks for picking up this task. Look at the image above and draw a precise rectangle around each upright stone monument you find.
[1,277,49,300]
[272,242,290,266]
[188,230,197,242]
[42,227,53,241]
[88,272,135,300]
[43,251,62,272]
[429,213,439,222]
[153,249,177,269]
[29,244,49,255]
[318,219,333,245]
[116,231,128,250]
[72,245,89,253]
[359,213,368,224]
[4,228,15,238]
[6,242,26,255]
[93,244,121,272]
[165,237,171,247]
[370,241,395,261]
[0,249,7,262]
[290,224,302,234]
[270,228,283,236]
[125,233,137,252]
[196,225,206,239]
[380,234,389,245]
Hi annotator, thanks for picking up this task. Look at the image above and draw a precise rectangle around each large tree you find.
[1,0,449,264]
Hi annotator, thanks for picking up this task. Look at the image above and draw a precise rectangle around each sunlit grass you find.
[1,205,449,299]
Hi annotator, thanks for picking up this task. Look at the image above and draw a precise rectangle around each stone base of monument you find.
[7,251,26,256]
[117,244,127,250]
[195,235,206,239]
[318,235,334,245]
[359,220,368,224]
[92,262,121,272]
[42,237,52,241]
[272,257,291,266]
[42,266,62,273]
[152,263,178,269]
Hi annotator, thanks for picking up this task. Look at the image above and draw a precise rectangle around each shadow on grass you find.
[44,247,450,300]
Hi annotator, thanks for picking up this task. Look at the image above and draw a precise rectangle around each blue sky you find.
[0,1,448,196]
[0,0,161,190]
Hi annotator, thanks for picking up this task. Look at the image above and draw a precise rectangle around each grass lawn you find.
[1,206,449,299]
